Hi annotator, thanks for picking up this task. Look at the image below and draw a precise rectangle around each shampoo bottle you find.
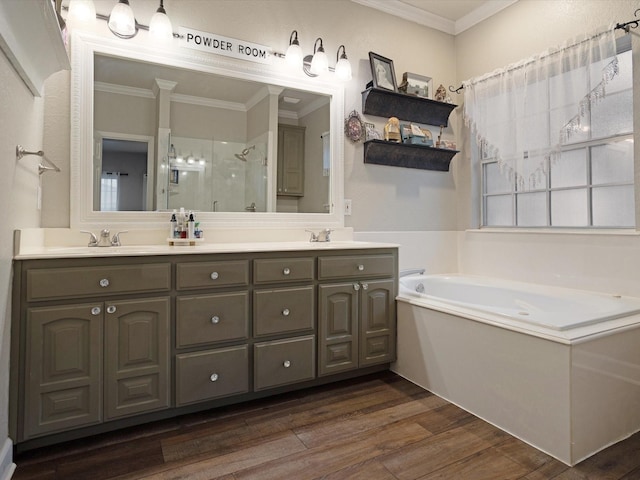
[188,212,195,239]
[170,210,177,238]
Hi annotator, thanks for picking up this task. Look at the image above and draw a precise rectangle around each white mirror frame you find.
[70,31,345,231]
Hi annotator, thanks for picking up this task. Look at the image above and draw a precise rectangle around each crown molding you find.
[350,0,519,35]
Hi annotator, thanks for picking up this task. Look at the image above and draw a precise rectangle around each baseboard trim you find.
[0,438,16,480]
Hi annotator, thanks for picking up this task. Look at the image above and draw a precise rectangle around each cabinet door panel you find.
[104,297,170,420]
[318,283,358,376]
[25,304,102,439]
[360,279,396,366]
[176,292,249,348]
[254,336,315,390]
[176,345,249,406]
[254,286,315,337]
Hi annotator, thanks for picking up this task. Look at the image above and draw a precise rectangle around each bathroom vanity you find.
[10,241,397,451]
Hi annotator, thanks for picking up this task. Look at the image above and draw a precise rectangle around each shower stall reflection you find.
[166,136,268,213]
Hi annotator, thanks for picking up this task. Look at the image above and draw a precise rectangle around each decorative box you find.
[400,123,434,146]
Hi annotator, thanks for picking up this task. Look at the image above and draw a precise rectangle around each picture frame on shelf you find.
[368,52,397,92]
[399,72,433,99]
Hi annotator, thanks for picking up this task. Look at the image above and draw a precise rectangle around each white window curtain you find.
[463,26,619,190]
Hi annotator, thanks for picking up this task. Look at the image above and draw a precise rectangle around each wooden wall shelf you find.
[363,140,458,171]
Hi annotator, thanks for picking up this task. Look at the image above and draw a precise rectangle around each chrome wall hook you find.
[16,145,44,160]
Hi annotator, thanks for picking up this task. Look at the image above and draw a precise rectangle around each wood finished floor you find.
[13,371,640,480]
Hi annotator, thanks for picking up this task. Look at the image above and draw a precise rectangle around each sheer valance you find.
[463,26,619,190]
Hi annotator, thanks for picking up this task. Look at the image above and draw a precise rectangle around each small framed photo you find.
[364,122,381,141]
[369,52,397,92]
[401,72,433,99]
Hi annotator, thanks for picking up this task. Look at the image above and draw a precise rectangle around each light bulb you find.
[285,31,303,67]
[310,38,328,75]
[149,1,173,41]
[108,0,136,38]
[67,0,96,23]
[335,46,352,81]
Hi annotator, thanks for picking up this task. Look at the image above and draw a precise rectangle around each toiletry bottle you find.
[170,210,177,238]
[188,212,195,239]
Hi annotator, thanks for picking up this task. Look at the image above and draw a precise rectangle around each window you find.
[101,172,119,211]
[481,43,633,228]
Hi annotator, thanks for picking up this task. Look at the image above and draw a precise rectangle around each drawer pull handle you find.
[211,315,220,324]
[357,264,365,271]
[210,272,219,280]
[210,373,219,382]
[91,306,101,316]
[99,278,110,287]
[283,267,291,275]
[106,305,117,314]
[361,283,369,291]
[283,360,291,368]
[353,283,360,291]
[282,308,290,316]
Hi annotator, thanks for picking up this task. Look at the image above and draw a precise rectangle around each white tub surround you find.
[0,438,15,480]
[394,273,640,466]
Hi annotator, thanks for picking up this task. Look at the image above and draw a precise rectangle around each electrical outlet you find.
[344,199,352,216]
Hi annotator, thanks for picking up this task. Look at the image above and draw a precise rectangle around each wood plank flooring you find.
[12,371,640,479]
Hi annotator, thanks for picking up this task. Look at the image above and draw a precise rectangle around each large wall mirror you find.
[71,32,345,230]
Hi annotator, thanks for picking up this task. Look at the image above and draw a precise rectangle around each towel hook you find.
[16,145,44,160]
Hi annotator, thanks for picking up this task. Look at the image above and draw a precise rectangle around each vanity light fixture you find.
[285,30,303,67]
[309,37,329,75]
[108,0,137,38]
[282,31,351,81]
[334,45,352,81]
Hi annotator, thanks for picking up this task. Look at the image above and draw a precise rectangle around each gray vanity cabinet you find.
[12,247,397,451]
[318,254,396,376]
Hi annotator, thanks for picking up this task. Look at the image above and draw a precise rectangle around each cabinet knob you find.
[210,272,219,280]
[283,267,291,275]
[283,360,291,368]
[99,278,110,287]
[106,305,117,314]
[210,373,219,382]
[282,308,290,316]
[211,315,220,324]
[357,264,365,271]
[91,306,101,316]
[361,283,369,290]
[353,283,360,291]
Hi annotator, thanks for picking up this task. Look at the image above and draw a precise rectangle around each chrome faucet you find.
[307,228,333,242]
[80,229,127,247]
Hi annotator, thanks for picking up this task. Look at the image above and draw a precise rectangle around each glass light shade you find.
[149,11,173,40]
[285,43,303,67]
[310,50,329,75]
[108,0,136,38]
[67,0,96,23]
[335,57,352,81]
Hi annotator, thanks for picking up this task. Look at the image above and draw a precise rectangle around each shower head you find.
[234,145,255,161]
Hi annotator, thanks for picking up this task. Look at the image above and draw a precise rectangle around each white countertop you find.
[14,240,399,260]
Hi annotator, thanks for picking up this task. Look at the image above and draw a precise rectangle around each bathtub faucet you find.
[399,268,426,277]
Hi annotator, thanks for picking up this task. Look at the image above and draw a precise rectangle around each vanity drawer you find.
[318,255,395,280]
[175,345,249,406]
[253,286,314,337]
[176,260,249,290]
[26,263,171,301]
[253,257,314,284]
[254,335,315,391]
[176,292,249,348]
